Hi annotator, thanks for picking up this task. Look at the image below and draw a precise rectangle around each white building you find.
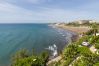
[74,20,96,24]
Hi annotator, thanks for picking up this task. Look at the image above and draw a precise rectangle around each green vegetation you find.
[90,23,98,36]
[72,54,99,66]
[62,44,79,66]
[94,62,99,66]
[86,29,98,35]
[95,43,99,49]
[11,49,49,66]
[91,36,98,44]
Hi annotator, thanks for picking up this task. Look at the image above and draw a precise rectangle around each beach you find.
[55,24,91,34]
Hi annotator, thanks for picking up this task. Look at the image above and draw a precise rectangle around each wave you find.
[45,44,58,57]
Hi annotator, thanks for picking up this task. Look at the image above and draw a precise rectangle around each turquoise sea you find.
[0,23,76,66]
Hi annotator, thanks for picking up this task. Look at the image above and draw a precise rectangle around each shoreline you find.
[50,24,80,41]
[54,24,91,41]
[49,24,80,55]
[54,24,91,34]
[47,24,91,65]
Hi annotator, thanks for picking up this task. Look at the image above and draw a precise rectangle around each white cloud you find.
[0,2,43,23]
[0,0,99,23]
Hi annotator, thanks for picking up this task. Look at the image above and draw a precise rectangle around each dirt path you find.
[47,56,62,65]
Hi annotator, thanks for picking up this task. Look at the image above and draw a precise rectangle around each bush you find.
[95,43,99,49]
[11,49,49,66]
[94,62,99,66]
[78,46,92,56]
[90,36,99,44]
[86,29,98,35]
[62,44,79,65]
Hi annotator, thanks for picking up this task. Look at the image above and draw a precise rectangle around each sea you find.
[0,23,76,66]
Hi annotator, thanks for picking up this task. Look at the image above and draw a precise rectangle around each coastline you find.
[54,24,91,34]
[50,24,81,41]
[47,24,91,65]
[49,24,80,54]
[54,24,91,41]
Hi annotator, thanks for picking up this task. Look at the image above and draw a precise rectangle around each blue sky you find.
[0,0,99,23]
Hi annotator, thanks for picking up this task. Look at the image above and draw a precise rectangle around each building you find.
[74,20,96,24]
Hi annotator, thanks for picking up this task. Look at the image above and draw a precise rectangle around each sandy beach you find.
[55,24,91,34]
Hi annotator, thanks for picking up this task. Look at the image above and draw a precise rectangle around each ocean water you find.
[0,23,75,66]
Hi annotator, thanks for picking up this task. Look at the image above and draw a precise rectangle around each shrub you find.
[11,49,49,66]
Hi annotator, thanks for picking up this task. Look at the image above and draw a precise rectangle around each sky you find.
[0,0,99,23]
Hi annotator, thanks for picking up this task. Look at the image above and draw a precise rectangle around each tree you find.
[39,51,49,66]
[11,49,29,66]
[90,23,98,36]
